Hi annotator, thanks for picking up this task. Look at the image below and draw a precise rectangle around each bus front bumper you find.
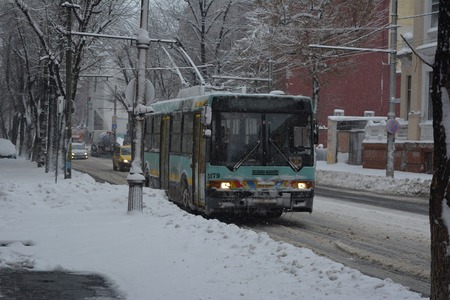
[206,189,313,214]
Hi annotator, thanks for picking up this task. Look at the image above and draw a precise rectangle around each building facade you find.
[398,0,437,142]
[313,0,437,174]
[285,0,393,148]
[389,0,437,173]
[360,0,437,173]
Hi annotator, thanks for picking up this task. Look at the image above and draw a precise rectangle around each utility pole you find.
[113,85,117,143]
[63,1,74,179]
[386,0,398,178]
[127,0,150,212]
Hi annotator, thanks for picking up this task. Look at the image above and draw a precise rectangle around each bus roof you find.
[149,92,313,115]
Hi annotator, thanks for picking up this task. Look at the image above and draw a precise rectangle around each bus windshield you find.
[211,111,314,171]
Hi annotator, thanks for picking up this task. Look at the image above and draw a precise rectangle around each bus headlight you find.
[123,159,129,163]
[292,181,313,190]
[221,182,231,189]
[297,182,307,189]
[209,181,232,190]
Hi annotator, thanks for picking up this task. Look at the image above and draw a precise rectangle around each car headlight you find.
[123,159,129,163]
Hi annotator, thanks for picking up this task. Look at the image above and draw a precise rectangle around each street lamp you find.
[127,0,151,212]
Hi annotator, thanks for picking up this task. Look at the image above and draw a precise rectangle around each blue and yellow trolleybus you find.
[143,88,317,217]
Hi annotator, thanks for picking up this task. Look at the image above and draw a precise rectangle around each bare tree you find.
[229,0,386,100]
[175,0,248,83]
[429,0,450,298]
[2,0,137,171]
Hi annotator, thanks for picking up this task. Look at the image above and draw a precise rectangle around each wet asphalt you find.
[0,269,124,300]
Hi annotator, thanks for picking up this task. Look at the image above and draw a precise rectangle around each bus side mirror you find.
[202,106,212,126]
[313,122,319,144]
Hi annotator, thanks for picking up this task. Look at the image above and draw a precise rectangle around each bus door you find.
[193,114,206,207]
[160,115,170,190]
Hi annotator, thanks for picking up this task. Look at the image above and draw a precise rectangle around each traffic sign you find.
[386,119,400,134]
[125,78,155,105]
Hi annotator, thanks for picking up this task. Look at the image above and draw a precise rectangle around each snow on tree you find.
[228,0,387,97]
[174,0,250,85]
[2,0,138,172]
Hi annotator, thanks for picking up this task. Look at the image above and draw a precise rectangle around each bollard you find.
[127,177,144,212]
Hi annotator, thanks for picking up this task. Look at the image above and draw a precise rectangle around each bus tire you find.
[266,209,283,218]
[144,169,150,187]
[180,180,192,212]
[144,165,153,188]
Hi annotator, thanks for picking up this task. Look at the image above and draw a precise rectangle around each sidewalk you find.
[316,161,432,197]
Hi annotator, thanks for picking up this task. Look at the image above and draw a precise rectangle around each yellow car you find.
[112,145,131,171]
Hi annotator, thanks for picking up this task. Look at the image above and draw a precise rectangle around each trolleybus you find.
[143,89,317,217]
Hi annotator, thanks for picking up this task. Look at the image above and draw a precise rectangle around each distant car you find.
[113,145,131,171]
[0,138,17,159]
[71,143,88,160]
[90,144,99,157]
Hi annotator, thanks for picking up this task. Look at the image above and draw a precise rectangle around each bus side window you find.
[171,114,182,153]
[182,114,193,155]
[144,117,153,150]
[152,116,161,150]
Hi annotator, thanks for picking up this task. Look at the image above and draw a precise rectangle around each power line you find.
[398,11,439,20]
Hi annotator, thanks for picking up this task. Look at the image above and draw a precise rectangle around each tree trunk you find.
[45,66,59,173]
[430,1,450,299]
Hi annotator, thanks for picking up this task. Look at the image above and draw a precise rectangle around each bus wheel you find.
[266,209,283,218]
[180,181,192,212]
[144,170,150,187]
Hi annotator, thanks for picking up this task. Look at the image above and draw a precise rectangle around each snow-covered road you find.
[244,192,430,296]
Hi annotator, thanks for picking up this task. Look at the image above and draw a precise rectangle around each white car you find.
[71,143,88,160]
[0,138,17,159]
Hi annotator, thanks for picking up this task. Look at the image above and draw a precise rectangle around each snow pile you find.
[0,158,427,299]
[0,138,17,157]
[316,161,431,197]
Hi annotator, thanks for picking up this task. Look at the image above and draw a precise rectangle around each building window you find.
[431,0,439,28]
[406,75,412,120]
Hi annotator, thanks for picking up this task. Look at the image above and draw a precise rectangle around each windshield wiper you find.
[268,138,300,172]
[231,140,261,172]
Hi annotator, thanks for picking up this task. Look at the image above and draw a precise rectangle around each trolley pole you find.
[127,0,150,212]
[386,0,398,178]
